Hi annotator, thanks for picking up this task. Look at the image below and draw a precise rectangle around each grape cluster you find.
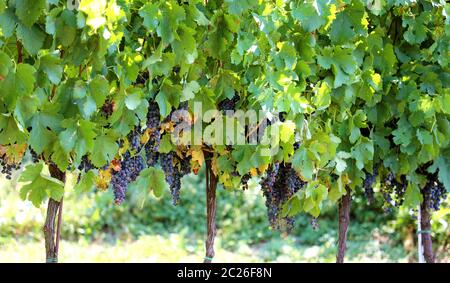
[0,155,20,180]
[363,166,378,205]
[423,175,447,211]
[241,174,251,190]
[167,101,189,127]
[310,217,319,231]
[160,152,182,205]
[145,101,161,167]
[179,154,192,176]
[260,163,306,231]
[128,127,142,152]
[78,155,95,172]
[381,172,407,212]
[101,99,114,118]
[218,94,240,112]
[111,152,145,205]
[136,71,149,85]
[77,155,96,183]
[160,151,192,205]
[30,148,40,163]
[284,166,304,193]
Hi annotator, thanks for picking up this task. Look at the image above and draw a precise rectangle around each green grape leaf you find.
[292,147,314,180]
[0,10,16,38]
[16,24,45,55]
[0,114,27,144]
[312,81,331,110]
[329,176,346,203]
[329,2,366,44]
[55,10,77,47]
[158,134,173,154]
[351,138,374,170]
[279,121,296,143]
[29,103,61,154]
[19,162,64,208]
[232,146,254,175]
[334,151,351,174]
[429,157,450,192]
[73,80,87,99]
[139,2,160,32]
[317,47,358,88]
[0,63,36,109]
[292,1,327,32]
[39,54,63,85]
[129,167,168,199]
[0,0,5,13]
[392,117,413,147]
[403,183,422,207]
[89,75,109,107]
[59,119,96,157]
[15,0,45,27]
[51,141,70,171]
[181,81,200,102]
[125,91,142,110]
[74,170,97,193]
[14,94,39,128]
[91,131,119,168]
[0,51,11,78]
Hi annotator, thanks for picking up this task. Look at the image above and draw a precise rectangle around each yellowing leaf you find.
[96,168,112,191]
[191,148,205,167]
[279,121,296,143]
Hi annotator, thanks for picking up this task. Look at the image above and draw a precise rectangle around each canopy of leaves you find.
[0,0,448,216]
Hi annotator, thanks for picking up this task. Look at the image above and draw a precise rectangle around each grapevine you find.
[0,0,447,264]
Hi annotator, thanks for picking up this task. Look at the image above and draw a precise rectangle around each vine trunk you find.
[204,159,217,263]
[420,201,434,263]
[43,164,65,263]
[336,187,351,263]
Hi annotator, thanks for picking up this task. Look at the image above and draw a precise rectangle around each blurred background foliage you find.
[0,166,448,262]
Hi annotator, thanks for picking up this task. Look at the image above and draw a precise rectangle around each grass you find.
[1,172,447,263]
[0,231,411,263]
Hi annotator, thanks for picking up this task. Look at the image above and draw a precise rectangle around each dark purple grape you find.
[381,171,407,211]
[363,166,378,205]
[30,148,40,163]
[101,99,114,118]
[78,155,95,172]
[311,217,319,231]
[0,154,20,180]
[111,151,145,205]
[218,94,240,112]
[260,163,306,232]
[77,155,96,183]
[160,151,192,205]
[145,101,161,167]
[423,174,447,211]
[241,174,251,190]
[128,127,142,152]
[160,152,182,205]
